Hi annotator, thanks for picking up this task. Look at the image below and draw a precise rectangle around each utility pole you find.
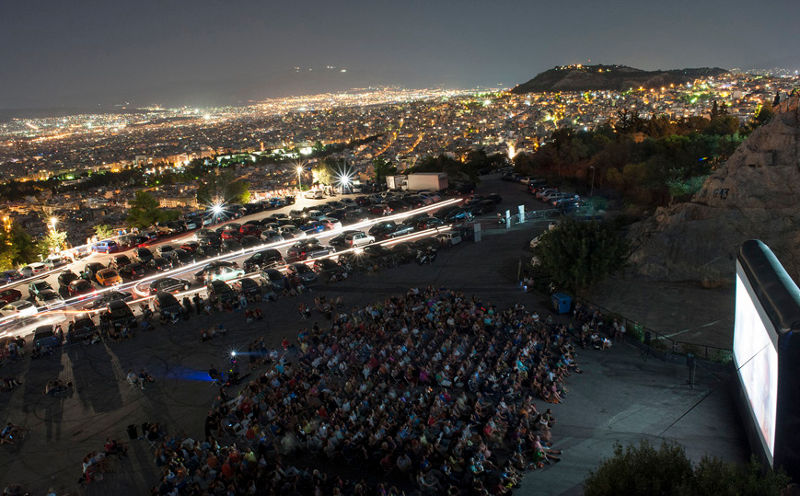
[589,166,596,198]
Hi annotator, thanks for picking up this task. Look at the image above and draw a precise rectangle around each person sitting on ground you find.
[139,369,155,384]
[126,369,142,390]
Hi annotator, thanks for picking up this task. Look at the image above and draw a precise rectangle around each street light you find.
[49,216,58,231]
[296,166,303,190]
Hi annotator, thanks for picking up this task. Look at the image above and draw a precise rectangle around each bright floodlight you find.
[231,350,237,357]
[339,174,352,186]
[211,203,224,215]
[296,166,303,174]
[49,216,58,228]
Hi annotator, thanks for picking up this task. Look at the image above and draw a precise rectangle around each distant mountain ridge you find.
[510,64,728,93]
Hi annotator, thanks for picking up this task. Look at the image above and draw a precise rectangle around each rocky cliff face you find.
[628,96,800,285]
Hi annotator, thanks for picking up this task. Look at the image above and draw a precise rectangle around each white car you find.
[1,300,38,318]
[345,231,375,248]
[304,190,325,200]
[20,262,48,278]
[207,266,246,283]
[438,232,463,246]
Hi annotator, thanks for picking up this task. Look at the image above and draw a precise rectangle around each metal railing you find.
[573,296,732,364]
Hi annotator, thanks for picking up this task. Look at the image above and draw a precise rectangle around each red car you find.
[0,289,22,304]
[220,229,243,241]
[238,224,262,237]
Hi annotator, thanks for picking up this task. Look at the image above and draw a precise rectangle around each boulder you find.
[629,96,800,284]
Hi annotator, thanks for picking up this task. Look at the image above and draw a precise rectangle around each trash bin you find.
[551,293,572,314]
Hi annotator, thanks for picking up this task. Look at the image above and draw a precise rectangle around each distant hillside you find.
[510,64,728,93]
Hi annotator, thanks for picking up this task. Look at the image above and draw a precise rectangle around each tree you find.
[40,229,68,256]
[584,440,789,496]
[94,224,115,240]
[126,191,179,229]
[754,103,775,127]
[196,171,250,205]
[533,219,629,294]
[373,158,397,186]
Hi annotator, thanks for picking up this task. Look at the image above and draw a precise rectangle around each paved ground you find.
[0,177,749,495]
[587,275,735,350]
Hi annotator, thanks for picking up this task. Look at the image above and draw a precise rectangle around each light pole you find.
[296,166,303,190]
[589,166,596,198]
[49,216,58,232]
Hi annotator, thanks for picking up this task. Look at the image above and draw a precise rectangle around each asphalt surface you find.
[0,176,749,495]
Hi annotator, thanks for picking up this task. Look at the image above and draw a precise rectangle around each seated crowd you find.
[150,287,584,495]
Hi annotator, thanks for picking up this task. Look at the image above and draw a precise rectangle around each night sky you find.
[2,0,799,110]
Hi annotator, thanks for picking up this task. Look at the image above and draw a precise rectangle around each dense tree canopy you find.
[126,191,180,229]
[513,108,768,208]
[533,219,629,294]
[584,440,789,496]
[196,170,251,206]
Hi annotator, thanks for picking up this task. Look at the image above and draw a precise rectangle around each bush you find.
[533,219,629,294]
[585,440,789,496]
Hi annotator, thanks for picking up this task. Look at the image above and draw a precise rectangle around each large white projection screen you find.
[734,272,778,463]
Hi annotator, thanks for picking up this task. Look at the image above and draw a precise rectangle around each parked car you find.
[207,279,236,305]
[240,236,261,249]
[148,277,190,294]
[0,288,22,304]
[148,256,174,272]
[19,262,48,278]
[36,290,64,309]
[33,325,61,349]
[81,262,106,282]
[243,249,283,272]
[156,245,176,259]
[68,315,97,342]
[194,261,238,282]
[29,280,54,298]
[92,240,120,253]
[345,231,375,248]
[0,270,22,284]
[233,277,262,299]
[105,300,137,329]
[205,266,245,283]
[85,290,133,310]
[437,231,463,246]
[260,268,286,291]
[1,299,38,317]
[67,279,95,299]
[134,247,154,264]
[288,263,318,284]
[96,268,123,286]
[44,254,70,269]
[154,292,182,320]
[119,262,148,281]
[108,255,132,270]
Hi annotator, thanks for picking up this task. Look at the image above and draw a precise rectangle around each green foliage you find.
[0,224,41,270]
[126,191,180,229]
[41,229,68,255]
[94,224,115,240]
[412,154,479,183]
[585,440,789,496]
[196,170,251,205]
[373,158,397,185]
[533,219,629,294]
[514,112,745,208]
[584,440,693,496]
